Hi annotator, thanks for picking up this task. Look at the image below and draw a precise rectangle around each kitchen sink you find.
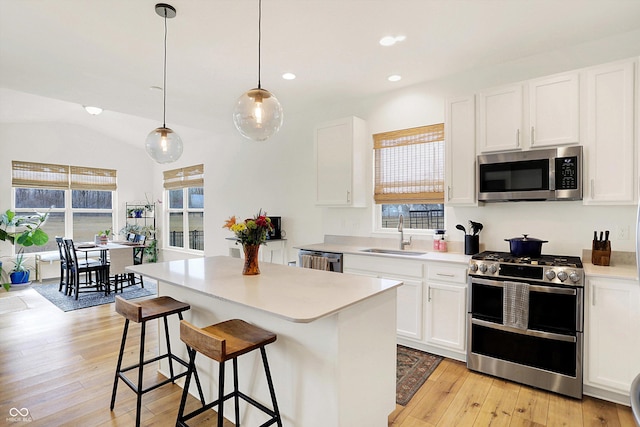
[360,248,427,256]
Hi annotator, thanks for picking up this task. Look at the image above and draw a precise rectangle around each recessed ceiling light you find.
[282,72,296,80]
[388,75,402,82]
[379,35,406,47]
[83,105,103,115]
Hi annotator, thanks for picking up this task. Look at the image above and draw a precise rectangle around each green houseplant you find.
[1,209,49,291]
[8,250,31,285]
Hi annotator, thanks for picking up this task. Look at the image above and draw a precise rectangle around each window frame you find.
[164,186,205,253]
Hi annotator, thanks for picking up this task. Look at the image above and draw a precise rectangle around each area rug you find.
[0,296,30,314]
[396,345,443,406]
[33,280,157,312]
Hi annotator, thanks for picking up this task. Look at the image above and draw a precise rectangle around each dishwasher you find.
[298,250,343,273]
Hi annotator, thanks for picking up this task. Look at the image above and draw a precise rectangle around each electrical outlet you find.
[616,225,630,240]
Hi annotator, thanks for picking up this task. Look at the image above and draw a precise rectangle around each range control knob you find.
[479,263,488,273]
[569,271,581,283]
[488,264,498,274]
[545,270,556,280]
[557,270,568,282]
[469,263,478,272]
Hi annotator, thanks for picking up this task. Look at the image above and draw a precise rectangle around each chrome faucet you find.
[398,214,412,250]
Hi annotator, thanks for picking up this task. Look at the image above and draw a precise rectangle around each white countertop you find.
[583,262,639,281]
[295,242,471,264]
[126,256,402,323]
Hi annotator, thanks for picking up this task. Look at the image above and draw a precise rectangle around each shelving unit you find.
[125,202,157,262]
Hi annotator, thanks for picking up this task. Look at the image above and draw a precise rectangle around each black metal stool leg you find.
[135,321,146,427]
[176,347,197,427]
[110,319,129,410]
[218,361,225,427]
[233,358,240,426]
[164,316,176,382]
[261,347,282,426]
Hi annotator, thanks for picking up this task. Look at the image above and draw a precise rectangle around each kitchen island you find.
[126,256,402,427]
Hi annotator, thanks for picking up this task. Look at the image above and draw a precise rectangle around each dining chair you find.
[130,234,146,287]
[108,247,135,293]
[63,238,109,300]
[55,236,70,293]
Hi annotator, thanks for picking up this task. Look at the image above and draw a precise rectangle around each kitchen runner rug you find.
[396,345,443,406]
[33,280,157,312]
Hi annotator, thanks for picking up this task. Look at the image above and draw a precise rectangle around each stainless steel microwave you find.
[477,146,582,202]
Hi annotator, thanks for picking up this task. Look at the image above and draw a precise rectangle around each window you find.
[373,124,444,231]
[11,161,116,253]
[164,165,204,251]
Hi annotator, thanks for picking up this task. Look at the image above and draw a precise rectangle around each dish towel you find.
[300,255,331,271]
[503,281,529,330]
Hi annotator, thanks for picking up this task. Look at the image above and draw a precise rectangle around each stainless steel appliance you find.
[298,250,343,273]
[477,146,582,202]
[467,251,584,398]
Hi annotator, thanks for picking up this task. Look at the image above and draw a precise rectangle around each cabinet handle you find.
[436,273,455,277]
[428,286,432,302]
[516,129,520,147]
[447,186,451,201]
[531,126,535,146]
[346,191,351,203]
[590,179,595,198]
[592,285,596,306]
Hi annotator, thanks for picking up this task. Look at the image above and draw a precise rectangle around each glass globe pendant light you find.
[233,0,283,142]
[146,3,183,164]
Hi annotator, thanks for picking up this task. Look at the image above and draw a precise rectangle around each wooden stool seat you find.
[110,296,204,427]
[177,319,282,427]
[116,295,191,323]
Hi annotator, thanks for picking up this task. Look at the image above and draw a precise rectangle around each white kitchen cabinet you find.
[344,254,425,341]
[585,276,640,397]
[477,84,524,152]
[445,95,477,206]
[529,73,580,148]
[583,59,636,205]
[314,116,367,207]
[424,263,467,354]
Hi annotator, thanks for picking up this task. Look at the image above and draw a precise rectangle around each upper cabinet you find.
[477,72,580,153]
[445,95,477,206]
[529,73,580,148]
[314,116,367,207]
[477,84,524,152]
[583,59,636,205]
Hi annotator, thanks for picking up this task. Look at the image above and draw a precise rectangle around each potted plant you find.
[8,250,31,285]
[96,229,111,245]
[1,209,49,291]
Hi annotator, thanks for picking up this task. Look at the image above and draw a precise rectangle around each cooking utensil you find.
[456,224,467,235]
[469,221,483,236]
[504,234,548,258]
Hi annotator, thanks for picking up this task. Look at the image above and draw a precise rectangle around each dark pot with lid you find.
[504,234,548,258]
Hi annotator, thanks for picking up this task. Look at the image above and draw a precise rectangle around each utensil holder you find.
[591,241,611,266]
[465,235,479,255]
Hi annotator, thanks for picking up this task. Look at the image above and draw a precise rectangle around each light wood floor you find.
[1,285,636,427]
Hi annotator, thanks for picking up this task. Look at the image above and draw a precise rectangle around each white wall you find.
[2,30,639,263]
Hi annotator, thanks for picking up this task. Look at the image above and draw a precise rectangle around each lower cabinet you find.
[585,276,640,402]
[344,254,468,361]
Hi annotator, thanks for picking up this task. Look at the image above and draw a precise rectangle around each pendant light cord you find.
[162,9,168,127]
[257,0,262,90]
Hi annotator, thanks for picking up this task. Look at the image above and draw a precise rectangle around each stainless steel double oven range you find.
[467,251,584,399]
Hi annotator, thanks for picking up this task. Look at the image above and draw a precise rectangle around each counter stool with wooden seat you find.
[110,296,205,427]
[177,319,282,427]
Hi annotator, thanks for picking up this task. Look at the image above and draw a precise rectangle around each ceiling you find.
[1,0,640,140]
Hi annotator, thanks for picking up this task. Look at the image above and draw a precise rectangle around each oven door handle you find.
[470,277,577,296]
[471,318,577,343]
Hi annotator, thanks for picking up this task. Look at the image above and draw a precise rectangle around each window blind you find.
[12,161,117,190]
[70,166,117,190]
[163,164,204,189]
[373,123,445,204]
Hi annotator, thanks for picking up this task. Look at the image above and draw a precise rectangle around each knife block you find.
[591,241,611,266]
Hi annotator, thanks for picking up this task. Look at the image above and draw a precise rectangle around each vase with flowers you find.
[223,210,273,275]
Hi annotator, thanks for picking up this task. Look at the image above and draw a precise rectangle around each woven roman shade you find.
[70,166,117,190]
[163,164,204,189]
[12,161,117,190]
[373,123,445,204]
[11,161,69,189]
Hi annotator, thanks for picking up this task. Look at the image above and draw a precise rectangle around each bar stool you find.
[110,296,205,427]
[177,319,282,427]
